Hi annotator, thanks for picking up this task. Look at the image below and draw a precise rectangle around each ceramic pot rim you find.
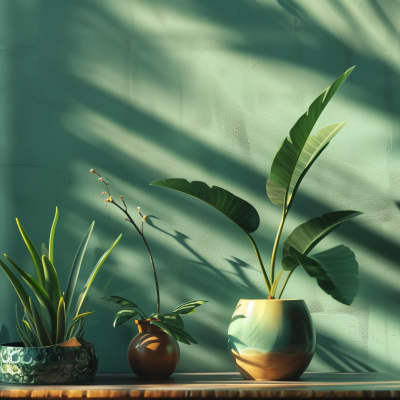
[135,318,160,325]
[0,339,94,350]
[239,299,305,302]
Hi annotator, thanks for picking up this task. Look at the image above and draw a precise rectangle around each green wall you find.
[0,0,399,375]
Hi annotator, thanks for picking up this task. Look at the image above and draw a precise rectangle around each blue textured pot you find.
[228,299,316,381]
[0,338,98,384]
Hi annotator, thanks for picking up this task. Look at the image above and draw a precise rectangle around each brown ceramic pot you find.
[127,319,180,379]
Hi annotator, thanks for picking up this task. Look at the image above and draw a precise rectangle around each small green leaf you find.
[67,311,95,339]
[172,300,208,315]
[291,245,358,305]
[113,309,138,327]
[16,219,45,287]
[150,179,260,233]
[74,234,122,318]
[49,207,58,264]
[282,211,362,271]
[150,321,193,345]
[153,313,184,329]
[30,298,52,346]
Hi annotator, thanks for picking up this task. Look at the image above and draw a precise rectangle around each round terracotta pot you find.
[127,319,180,379]
[228,299,316,381]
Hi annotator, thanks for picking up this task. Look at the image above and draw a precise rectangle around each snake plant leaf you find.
[101,295,147,319]
[66,311,95,339]
[150,321,197,345]
[113,309,139,327]
[267,122,347,208]
[150,179,260,233]
[268,67,354,208]
[56,296,66,345]
[5,254,57,338]
[30,298,53,346]
[74,234,122,318]
[22,319,39,347]
[0,259,32,320]
[172,300,208,315]
[16,219,45,287]
[64,222,95,316]
[41,244,49,259]
[16,323,31,347]
[74,297,89,338]
[49,207,58,264]
[42,255,61,309]
[282,211,362,271]
[290,246,358,305]
[153,313,184,329]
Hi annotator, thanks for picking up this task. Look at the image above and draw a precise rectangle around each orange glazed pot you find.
[127,319,180,379]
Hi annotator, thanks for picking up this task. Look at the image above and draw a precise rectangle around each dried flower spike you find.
[102,191,106,195]
[120,195,124,198]
[142,215,147,223]
[98,178,104,182]
[90,169,94,173]
[109,196,113,202]
[105,199,109,202]
[137,207,141,213]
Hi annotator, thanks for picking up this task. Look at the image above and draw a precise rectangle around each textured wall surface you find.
[0,0,399,376]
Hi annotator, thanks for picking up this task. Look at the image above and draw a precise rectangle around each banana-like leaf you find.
[16,219,44,287]
[0,259,32,320]
[102,295,147,319]
[150,321,197,345]
[113,309,138,327]
[152,313,184,329]
[66,311,95,339]
[22,320,39,347]
[30,298,52,346]
[56,297,66,345]
[5,255,57,338]
[282,211,362,271]
[150,179,260,233]
[172,300,208,315]
[268,67,354,208]
[49,207,58,264]
[74,234,122,318]
[42,255,61,309]
[64,222,95,316]
[267,122,347,208]
[290,246,358,305]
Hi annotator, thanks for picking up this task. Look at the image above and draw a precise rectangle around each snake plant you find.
[0,207,122,347]
[151,67,361,305]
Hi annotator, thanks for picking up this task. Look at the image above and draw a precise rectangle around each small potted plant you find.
[150,67,361,380]
[0,207,121,384]
[90,171,207,379]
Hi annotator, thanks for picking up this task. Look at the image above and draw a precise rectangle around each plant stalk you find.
[277,268,296,299]
[246,232,271,293]
[270,208,286,285]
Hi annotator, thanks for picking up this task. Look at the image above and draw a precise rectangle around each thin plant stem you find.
[246,232,271,293]
[277,268,296,299]
[270,208,286,286]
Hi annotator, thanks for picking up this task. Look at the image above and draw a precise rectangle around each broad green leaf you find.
[64,222,95,316]
[42,255,61,309]
[172,300,208,315]
[153,313,184,329]
[267,122,346,208]
[30,298,52,346]
[290,246,358,305]
[74,234,122,318]
[282,211,362,271]
[5,254,57,338]
[56,297,66,345]
[150,321,198,345]
[0,259,32,320]
[49,207,58,264]
[268,67,354,207]
[102,295,147,319]
[150,179,260,233]
[16,219,44,287]
[113,309,138,327]
[66,311,95,339]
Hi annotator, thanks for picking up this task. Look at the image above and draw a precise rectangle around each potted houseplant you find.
[89,171,207,379]
[150,67,361,380]
[0,207,121,384]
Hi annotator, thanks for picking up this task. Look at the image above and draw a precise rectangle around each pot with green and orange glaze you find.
[228,299,316,381]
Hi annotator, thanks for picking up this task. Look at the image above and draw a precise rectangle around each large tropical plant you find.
[150,67,361,305]
[0,207,122,347]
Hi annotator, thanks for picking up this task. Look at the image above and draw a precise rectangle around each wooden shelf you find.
[1,372,400,398]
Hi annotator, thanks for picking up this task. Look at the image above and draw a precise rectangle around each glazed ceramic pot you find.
[0,337,98,384]
[127,319,180,379]
[228,299,316,381]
